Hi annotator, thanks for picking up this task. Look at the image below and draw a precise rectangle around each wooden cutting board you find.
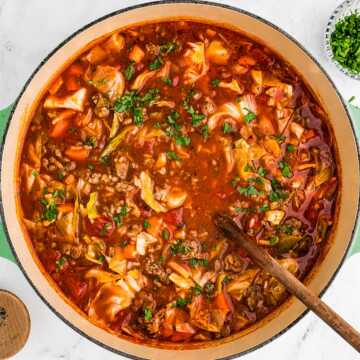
[0,290,30,359]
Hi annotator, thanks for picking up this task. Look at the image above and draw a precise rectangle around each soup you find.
[19,21,337,343]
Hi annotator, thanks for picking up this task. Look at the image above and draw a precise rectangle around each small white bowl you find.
[325,0,360,80]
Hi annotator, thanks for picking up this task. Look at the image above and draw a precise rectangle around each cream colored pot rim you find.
[0,1,359,359]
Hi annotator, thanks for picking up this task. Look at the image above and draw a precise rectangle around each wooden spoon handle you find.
[215,214,360,352]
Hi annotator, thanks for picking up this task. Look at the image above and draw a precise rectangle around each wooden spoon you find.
[214,213,360,352]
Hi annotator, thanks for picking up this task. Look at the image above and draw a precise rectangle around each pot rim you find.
[0,1,359,359]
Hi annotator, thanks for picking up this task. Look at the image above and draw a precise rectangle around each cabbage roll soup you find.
[20,21,338,343]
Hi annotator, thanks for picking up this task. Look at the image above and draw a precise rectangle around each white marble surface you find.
[1,0,360,359]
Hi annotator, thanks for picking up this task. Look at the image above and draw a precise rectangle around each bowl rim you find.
[0,1,359,359]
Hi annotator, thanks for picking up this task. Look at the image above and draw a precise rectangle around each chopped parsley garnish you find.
[160,42,177,54]
[277,224,294,235]
[167,110,181,127]
[286,144,296,153]
[165,111,191,146]
[244,163,254,172]
[154,121,161,129]
[191,284,203,296]
[222,275,231,285]
[144,308,153,321]
[166,151,180,161]
[211,78,220,87]
[248,177,264,185]
[113,206,127,227]
[99,223,111,236]
[231,176,240,188]
[100,155,111,165]
[259,204,270,212]
[98,255,106,263]
[56,256,67,273]
[235,207,255,213]
[269,179,288,202]
[133,107,144,126]
[57,172,65,181]
[279,161,293,178]
[203,282,215,296]
[149,56,163,70]
[40,199,58,221]
[172,297,189,308]
[162,77,172,86]
[257,167,267,177]
[141,88,160,104]
[188,258,209,267]
[349,95,356,103]
[83,136,96,147]
[238,185,262,197]
[87,163,94,170]
[31,170,39,177]
[244,109,256,124]
[183,92,205,127]
[143,219,150,229]
[170,240,191,256]
[114,88,159,126]
[275,134,286,143]
[52,189,65,201]
[201,124,209,140]
[269,235,279,245]
[175,135,191,147]
[124,61,135,80]
[223,122,233,134]
[162,228,170,241]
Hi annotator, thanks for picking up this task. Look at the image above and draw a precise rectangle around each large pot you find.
[1,2,359,359]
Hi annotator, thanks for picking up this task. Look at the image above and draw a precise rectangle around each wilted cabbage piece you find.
[135,171,167,213]
[91,65,125,101]
[100,125,137,159]
[88,282,132,324]
[44,88,87,111]
[183,42,209,84]
[226,269,258,301]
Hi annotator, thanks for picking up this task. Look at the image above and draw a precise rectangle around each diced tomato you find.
[238,55,256,66]
[215,290,234,314]
[67,63,84,76]
[86,215,115,238]
[163,208,184,227]
[50,118,71,138]
[129,45,145,63]
[123,243,137,259]
[49,110,75,138]
[64,146,90,161]
[63,273,88,302]
[146,216,163,237]
[65,75,81,91]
